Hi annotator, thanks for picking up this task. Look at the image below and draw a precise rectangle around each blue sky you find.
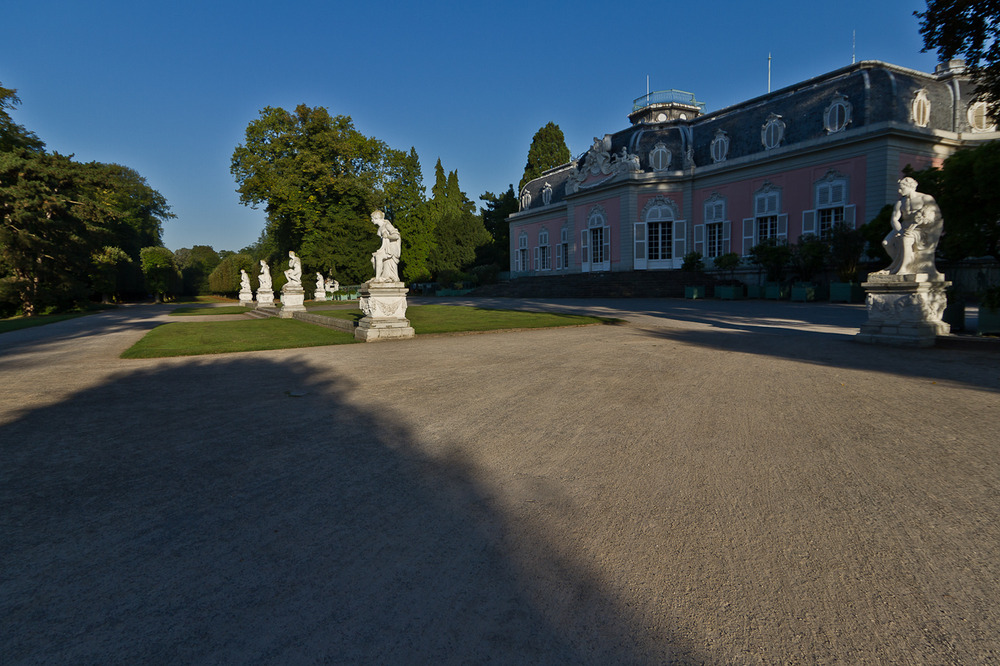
[2,1,940,252]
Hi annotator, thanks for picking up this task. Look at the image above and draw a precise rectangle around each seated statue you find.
[315,272,325,294]
[877,177,943,279]
[258,260,272,291]
[239,269,252,293]
[370,211,401,283]
[283,250,302,287]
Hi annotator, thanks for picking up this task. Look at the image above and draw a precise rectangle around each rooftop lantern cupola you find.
[629,89,706,125]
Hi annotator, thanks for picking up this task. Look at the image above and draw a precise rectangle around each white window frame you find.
[537,228,551,271]
[701,195,730,259]
[582,206,610,272]
[635,197,685,270]
[742,184,787,251]
[555,226,569,270]
[802,173,856,239]
[515,232,529,272]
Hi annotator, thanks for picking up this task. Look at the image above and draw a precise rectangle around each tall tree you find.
[519,122,570,191]
[917,1,1000,117]
[381,147,435,282]
[479,185,518,269]
[427,161,491,278]
[0,82,45,153]
[231,104,418,283]
[139,246,179,303]
[0,151,115,315]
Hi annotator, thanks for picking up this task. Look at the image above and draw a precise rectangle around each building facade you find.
[508,60,997,276]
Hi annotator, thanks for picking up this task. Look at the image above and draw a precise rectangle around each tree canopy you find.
[917,1,1000,116]
[519,122,571,191]
[0,83,44,154]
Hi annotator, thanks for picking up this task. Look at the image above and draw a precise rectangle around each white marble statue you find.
[877,177,943,278]
[370,210,401,283]
[239,269,252,292]
[283,250,302,287]
[325,278,339,293]
[258,260,272,291]
[315,272,325,293]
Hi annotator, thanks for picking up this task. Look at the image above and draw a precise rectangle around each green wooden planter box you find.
[764,283,789,300]
[790,283,816,302]
[978,306,1000,335]
[714,285,744,300]
[746,285,764,299]
[685,285,707,299]
[829,282,864,303]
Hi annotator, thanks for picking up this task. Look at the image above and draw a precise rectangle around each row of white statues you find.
[237,210,402,306]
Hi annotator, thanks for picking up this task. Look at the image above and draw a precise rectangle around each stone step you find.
[246,307,278,319]
[291,311,357,333]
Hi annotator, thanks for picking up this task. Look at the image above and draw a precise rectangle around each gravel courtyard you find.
[1,300,998,664]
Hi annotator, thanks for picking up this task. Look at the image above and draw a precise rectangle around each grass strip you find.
[121,318,356,358]
[0,312,88,334]
[312,304,612,334]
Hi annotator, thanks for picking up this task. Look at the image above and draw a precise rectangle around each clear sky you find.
[2,1,940,252]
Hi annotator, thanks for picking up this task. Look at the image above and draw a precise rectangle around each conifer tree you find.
[519,122,571,191]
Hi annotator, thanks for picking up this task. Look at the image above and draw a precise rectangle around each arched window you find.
[649,142,671,171]
[911,89,931,128]
[761,114,785,150]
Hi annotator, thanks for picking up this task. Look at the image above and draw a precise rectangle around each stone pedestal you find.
[279,284,306,318]
[239,290,254,306]
[313,289,327,302]
[255,289,275,309]
[355,281,415,342]
[856,273,950,347]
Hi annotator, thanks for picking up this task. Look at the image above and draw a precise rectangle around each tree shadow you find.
[0,356,699,664]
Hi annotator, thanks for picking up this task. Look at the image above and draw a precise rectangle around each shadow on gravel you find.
[638,326,1000,394]
[0,356,697,663]
[0,305,172,355]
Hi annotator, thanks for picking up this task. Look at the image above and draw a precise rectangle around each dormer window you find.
[761,114,785,150]
[710,130,730,163]
[968,101,996,132]
[824,94,852,134]
[649,143,672,171]
[911,89,931,128]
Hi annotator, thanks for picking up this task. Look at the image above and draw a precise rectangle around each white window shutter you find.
[722,220,732,254]
[693,223,705,256]
[742,218,755,254]
[818,184,831,207]
[533,247,539,271]
[581,229,590,272]
[844,204,856,229]
[673,219,687,265]
[802,209,817,236]
[556,243,563,270]
[603,227,611,270]
[634,222,647,270]
[777,213,788,241]
[832,182,845,204]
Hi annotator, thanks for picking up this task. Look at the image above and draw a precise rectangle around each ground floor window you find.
[818,207,844,239]
[590,226,605,265]
[757,215,778,242]
[648,221,673,261]
[706,222,724,258]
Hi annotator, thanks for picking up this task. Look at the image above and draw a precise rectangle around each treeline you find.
[227,104,518,292]
[0,82,174,316]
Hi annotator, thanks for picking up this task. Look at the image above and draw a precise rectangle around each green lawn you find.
[120,318,356,358]
[169,305,254,316]
[312,304,612,334]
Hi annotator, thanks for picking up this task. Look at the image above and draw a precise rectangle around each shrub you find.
[681,251,705,272]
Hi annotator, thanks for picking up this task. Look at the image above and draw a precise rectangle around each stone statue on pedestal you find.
[238,269,254,306]
[857,177,950,347]
[876,176,943,279]
[314,272,327,301]
[279,250,306,317]
[370,211,401,283]
[356,210,414,341]
[255,260,274,309]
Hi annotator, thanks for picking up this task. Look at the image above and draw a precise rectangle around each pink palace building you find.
[508,59,998,277]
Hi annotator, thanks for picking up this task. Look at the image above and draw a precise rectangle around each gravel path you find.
[2,300,998,664]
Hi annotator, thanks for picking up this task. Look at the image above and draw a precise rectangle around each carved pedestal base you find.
[239,290,254,306]
[856,273,950,347]
[255,289,275,309]
[313,290,327,302]
[355,281,415,342]
[279,285,306,318]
